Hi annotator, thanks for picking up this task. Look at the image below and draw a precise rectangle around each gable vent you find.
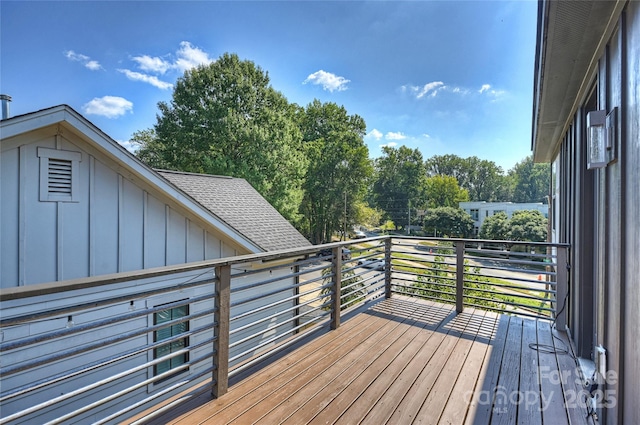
[38,147,82,202]
[47,158,73,195]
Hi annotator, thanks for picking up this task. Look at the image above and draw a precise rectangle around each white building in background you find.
[459,201,549,236]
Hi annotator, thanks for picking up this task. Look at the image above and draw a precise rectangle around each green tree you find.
[425,175,469,208]
[507,156,549,204]
[371,146,427,230]
[425,154,508,201]
[136,53,307,223]
[298,100,373,243]
[353,201,382,230]
[508,210,548,242]
[479,210,547,242]
[479,211,509,240]
[422,207,474,238]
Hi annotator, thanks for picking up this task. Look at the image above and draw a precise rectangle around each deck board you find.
[140,296,592,425]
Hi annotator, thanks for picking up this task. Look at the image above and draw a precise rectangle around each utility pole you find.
[407,199,411,235]
[343,191,347,241]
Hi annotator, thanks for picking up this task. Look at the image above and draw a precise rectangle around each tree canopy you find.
[425,155,508,201]
[508,156,550,204]
[423,207,474,238]
[135,53,308,223]
[479,210,548,242]
[298,100,372,243]
[507,210,548,242]
[478,211,509,240]
[425,175,469,208]
[372,146,427,230]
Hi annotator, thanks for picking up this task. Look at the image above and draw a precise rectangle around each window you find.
[153,303,189,378]
[38,147,82,202]
[470,209,479,221]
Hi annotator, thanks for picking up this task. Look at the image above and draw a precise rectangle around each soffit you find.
[532,0,622,162]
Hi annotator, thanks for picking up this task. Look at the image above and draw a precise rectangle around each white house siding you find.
[228,265,298,367]
[0,264,297,424]
[0,125,237,288]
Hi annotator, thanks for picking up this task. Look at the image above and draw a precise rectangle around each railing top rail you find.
[390,235,570,248]
[0,235,564,302]
[0,240,362,301]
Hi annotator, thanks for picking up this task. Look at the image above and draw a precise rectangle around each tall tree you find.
[371,146,427,230]
[135,53,308,223]
[425,175,469,208]
[508,156,550,204]
[425,154,508,201]
[298,100,372,244]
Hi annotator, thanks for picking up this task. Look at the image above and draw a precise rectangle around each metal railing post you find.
[555,246,568,331]
[455,241,464,313]
[330,247,342,330]
[212,265,230,398]
[385,237,392,298]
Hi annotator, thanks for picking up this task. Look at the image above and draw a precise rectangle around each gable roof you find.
[157,170,311,251]
[1,104,309,253]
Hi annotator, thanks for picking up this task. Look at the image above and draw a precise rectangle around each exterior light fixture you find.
[587,108,617,169]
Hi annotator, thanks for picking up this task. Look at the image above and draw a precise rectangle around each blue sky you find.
[1,1,537,171]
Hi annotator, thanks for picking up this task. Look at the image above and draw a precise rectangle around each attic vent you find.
[48,159,73,195]
[38,147,82,202]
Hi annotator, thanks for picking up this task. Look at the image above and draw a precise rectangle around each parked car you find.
[318,247,352,261]
[353,230,367,239]
[357,258,385,271]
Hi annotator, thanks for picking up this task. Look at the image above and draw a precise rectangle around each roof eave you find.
[531,0,625,163]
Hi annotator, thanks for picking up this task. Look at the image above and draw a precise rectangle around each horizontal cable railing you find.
[0,236,568,424]
[389,237,569,321]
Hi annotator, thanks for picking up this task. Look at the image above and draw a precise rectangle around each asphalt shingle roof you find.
[156,170,311,252]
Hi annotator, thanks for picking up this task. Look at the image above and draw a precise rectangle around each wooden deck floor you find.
[146,296,593,425]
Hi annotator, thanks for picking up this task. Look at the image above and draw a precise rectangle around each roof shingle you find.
[156,170,311,252]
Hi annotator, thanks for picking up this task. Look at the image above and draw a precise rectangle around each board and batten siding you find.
[0,264,297,424]
[1,125,238,288]
[549,3,640,423]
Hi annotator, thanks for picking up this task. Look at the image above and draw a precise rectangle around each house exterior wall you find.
[459,201,548,235]
[547,3,640,423]
[0,264,297,424]
[1,111,300,422]
[0,124,242,288]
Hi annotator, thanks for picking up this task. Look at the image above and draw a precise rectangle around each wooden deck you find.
[145,296,593,425]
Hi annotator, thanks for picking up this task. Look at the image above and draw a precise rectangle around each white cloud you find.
[116,139,139,153]
[118,69,173,90]
[132,55,172,74]
[82,96,133,118]
[452,87,469,95]
[367,128,383,140]
[303,70,350,92]
[85,60,102,71]
[64,50,103,71]
[416,81,445,99]
[479,84,507,101]
[174,41,213,72]
[423,133,431,138]
[381,142,398,148]
[385,131,407,140]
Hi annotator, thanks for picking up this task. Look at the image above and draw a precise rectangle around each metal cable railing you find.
[0,236,568,424]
